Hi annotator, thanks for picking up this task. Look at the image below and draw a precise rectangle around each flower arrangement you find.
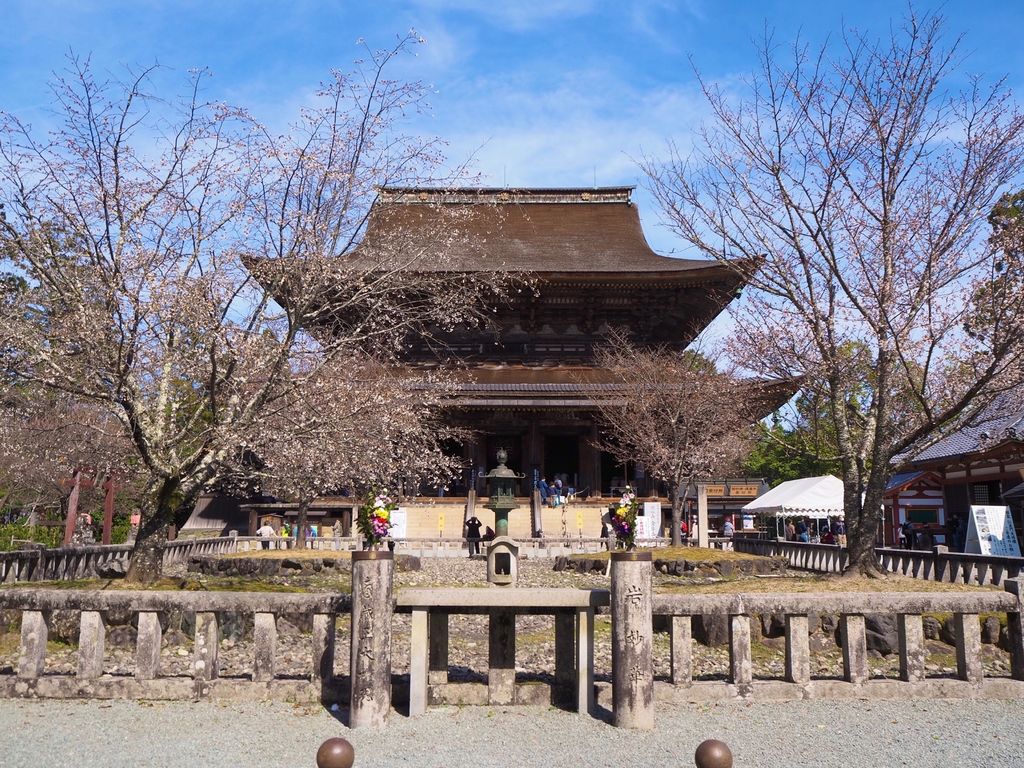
[358,491,397,549]
[610,485,639,550]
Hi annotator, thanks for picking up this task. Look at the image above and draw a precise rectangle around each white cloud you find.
[409,0,595,31]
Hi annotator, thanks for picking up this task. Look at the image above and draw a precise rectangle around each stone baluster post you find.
[18,610,48,678]
[1002,579,1024,680]
[136,611,162,680]
[488,608,516,704]
[897,614,926,682]
[77,610,106,679]
[670,615,692,686]
[953,613,982,683]
[253,612,277,682]
[841,614,868,684]
[611,551,653,730]
[350,551,394,728]
[784,614,810,685]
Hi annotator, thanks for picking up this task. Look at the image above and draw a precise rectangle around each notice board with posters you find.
[965,505,1021,557]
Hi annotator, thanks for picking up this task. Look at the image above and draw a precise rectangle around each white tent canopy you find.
[742,475,845,519]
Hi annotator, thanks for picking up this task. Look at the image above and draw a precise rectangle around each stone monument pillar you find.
[610,551,654,730]
[350,550,394,728]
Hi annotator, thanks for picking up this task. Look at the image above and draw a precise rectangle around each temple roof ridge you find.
[378,186,636,205]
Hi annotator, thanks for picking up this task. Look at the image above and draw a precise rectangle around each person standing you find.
[256,521,276,550]
[538,477,551,506]
[796,519,809,543]
[722,518,735,538]
[465,515,483,556]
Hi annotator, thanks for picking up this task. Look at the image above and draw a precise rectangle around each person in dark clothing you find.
[465,515,483,556]
[901,520,916,550]
[538,478,551,506]
[796,519,809,543]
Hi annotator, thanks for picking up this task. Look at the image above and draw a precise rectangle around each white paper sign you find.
[389,508,408,539]
[638,501,663,539]
[965,505,1021,557]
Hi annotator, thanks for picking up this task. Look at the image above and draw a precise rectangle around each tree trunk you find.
[670,483,684,547]
[842,469,886,577]
[125,478,180,584]
[296,498,310,548]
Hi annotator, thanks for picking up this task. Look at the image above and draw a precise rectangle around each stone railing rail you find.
[0,588,348,703]
[734,538,1024,587]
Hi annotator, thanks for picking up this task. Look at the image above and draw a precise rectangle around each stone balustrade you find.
[396,587,610,717]
[231,536,362,553]
[734,538,1024,587]
[161,537,237,565]
[0,588,348,702]
[0,539,245,584]
[1,545,134,584]
[2,573,1023,717]
[653,587,1024,702]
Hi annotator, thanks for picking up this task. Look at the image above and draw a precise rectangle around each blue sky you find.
[2,1,1023,256]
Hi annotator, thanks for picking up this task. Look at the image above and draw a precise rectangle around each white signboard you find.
[965,505,1021,557]
[389,508,408,539]
[638,501,663,539]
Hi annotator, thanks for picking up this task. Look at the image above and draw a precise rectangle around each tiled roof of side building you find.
[346,186,754,276]
[910,389,1024,464]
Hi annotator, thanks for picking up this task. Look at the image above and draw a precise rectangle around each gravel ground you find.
[0,697,1021,768]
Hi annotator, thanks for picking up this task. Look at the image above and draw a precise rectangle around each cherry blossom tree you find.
[646,10,1024,573]
[589,332,766,546]
[0,37,511,581]
[221,358,465,547]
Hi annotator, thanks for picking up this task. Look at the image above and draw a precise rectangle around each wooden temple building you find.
[186,186,789,539]
[361,186,759,500]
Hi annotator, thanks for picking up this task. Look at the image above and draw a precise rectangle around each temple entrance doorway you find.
[544,434,580,491]
[601,451,635,497]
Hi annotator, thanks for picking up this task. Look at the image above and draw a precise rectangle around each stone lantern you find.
[483,448,524,586]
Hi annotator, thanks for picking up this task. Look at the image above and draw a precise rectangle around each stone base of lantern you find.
[486,537,520,586]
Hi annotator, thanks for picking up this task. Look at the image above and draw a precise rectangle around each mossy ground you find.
[656,573,997,594]
[570,546,764,563]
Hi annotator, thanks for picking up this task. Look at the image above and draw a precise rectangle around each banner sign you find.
[390,508,408,539]
[965,505,1021,557]
[638,501,663,538]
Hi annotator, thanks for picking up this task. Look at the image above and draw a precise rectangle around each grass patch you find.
[656,574,997,594]
[569,546,764,563]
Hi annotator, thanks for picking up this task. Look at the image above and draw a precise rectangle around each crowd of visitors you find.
[783,517,847,547]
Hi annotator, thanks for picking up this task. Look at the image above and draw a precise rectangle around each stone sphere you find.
[694,739,733,768]
[316,737,355,768]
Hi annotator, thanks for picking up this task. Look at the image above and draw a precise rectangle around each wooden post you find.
[697,483,709,549]
[63,470,82,546]
[101,476,115,545]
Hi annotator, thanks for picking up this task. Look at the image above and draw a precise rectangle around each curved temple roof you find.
[351,186,751,279]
